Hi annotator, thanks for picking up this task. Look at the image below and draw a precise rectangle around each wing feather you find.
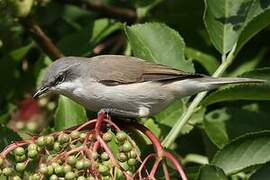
[88,55,203,85]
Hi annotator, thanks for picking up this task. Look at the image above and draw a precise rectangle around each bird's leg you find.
[95,110,106,134]
[100,108,140,118]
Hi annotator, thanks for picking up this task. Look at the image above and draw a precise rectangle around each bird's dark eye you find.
[55,74,65,84]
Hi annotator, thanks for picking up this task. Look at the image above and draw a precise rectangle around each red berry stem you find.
[121,121,187,180]
[0,140,32,157]
[164,151,187,180]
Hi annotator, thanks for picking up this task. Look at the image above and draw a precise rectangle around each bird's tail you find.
[170,77,266,98]
[197,77,266,86]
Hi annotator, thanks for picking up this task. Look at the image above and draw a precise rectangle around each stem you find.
[162,161,170,180]
[56,0,136,21]
[19,16,64,60]
[162,44,237,148]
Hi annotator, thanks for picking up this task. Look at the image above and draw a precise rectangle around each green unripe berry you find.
[15,154,26,162]
[101,152,109,161]
[15,162,26,172]
[29,173,40,180]
[80,132,86,139]
[122,142,132,152]
[49,174,58,180]
[65,171,75,180]
[67,156,76,166]
[102,176,110,180]
[129,150,137,158]
[87,176,96,180]
[28,149,38,158]
[46,165,54,176]
[98,165,109,176]
[70,131,80,139]
[53,142,61,152]
[63,164,72,173]
[118,152,127,162]
[83,159,91,168]
[116,131,126,142]
[39,164,47,174]
[45,136,55,145]
[51,162,59,169]
[54,165,64,175]
[37,136,46,146]
[75,160,84,170]
[14,147,25,156]
[28,144,38,151]
[92,152,99,160]
[127,158,137,166]
[58,134,70,144]
[12,175,22,180]
[77,176,86,180]
[3,167,13,176]
[102,132,113,142]
[102,159,112,167]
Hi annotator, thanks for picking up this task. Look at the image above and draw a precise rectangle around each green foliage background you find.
[1,0,270,179]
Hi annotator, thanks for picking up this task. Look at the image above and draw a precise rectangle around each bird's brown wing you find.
[88,55,203,85]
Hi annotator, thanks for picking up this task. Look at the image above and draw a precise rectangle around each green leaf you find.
[198,165,228,180]
[202,68,270,106]
[90,18,122,46]
[58,19,121,56]
[0,126,21,151]
[9,43,33,62]
[150,0,207,52]
[204,0,270,54]
[204,108,229,148]
[54,96,87,130]
[229,48,267,77]
[155,100,185,128]
[155,100,205,137]
[144,118,161,138]
[202,84,270,106]
[181,107,206,135]
[185,47,219,74]
[212,131,270,175]
[125,22,194,72]
[237,9,270,52]
[204,107,270,148]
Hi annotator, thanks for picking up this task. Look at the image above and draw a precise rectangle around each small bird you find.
[34,55,265,118]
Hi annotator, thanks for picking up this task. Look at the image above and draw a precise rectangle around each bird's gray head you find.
[33,57,82,98]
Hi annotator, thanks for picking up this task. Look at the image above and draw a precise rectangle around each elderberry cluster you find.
[0,129,139,180]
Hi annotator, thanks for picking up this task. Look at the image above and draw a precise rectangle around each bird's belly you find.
[71,81,175,117]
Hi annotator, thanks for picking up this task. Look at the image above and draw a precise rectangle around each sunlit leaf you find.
[125,22,194,72]
[204,0,270,54]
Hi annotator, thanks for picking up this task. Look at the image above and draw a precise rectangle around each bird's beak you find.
[33,86,49,98]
